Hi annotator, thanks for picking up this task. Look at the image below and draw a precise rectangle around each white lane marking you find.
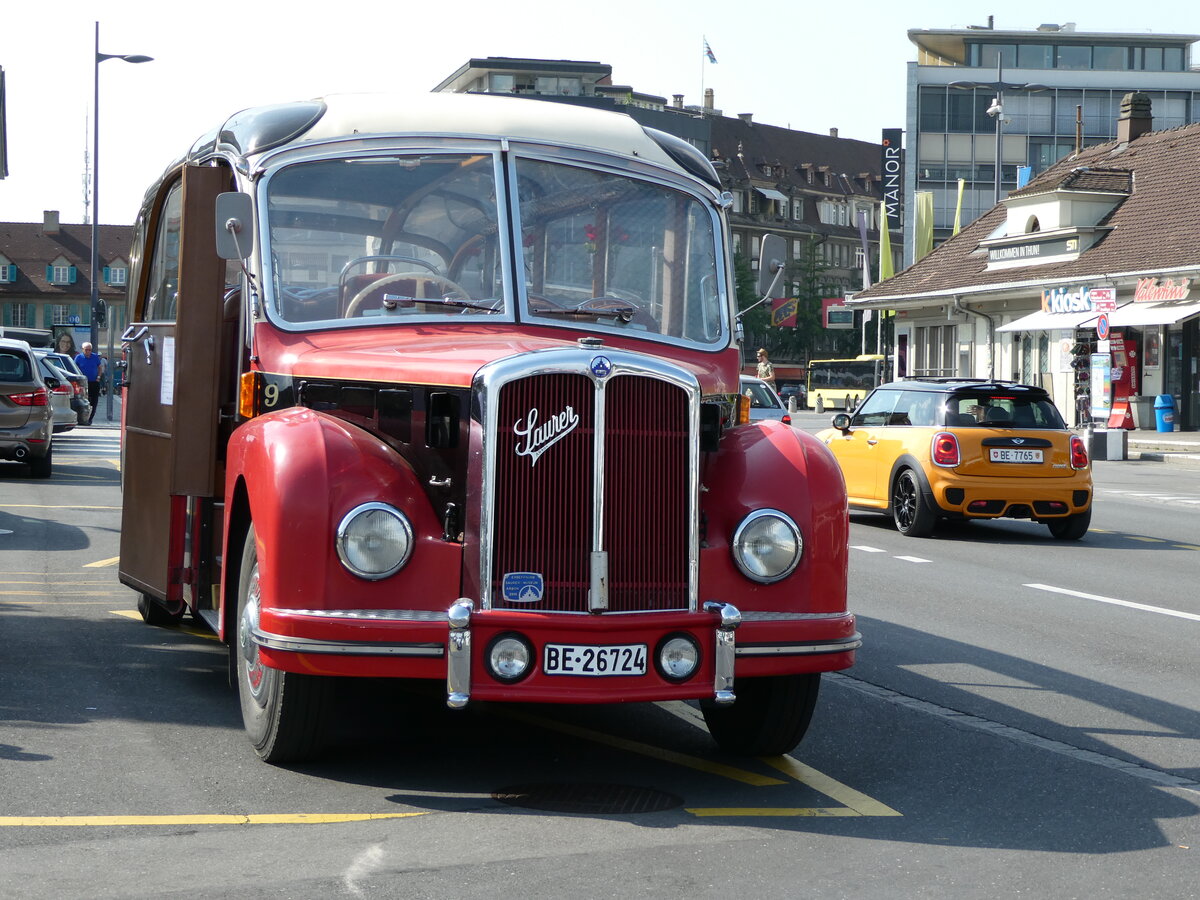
[1025,583,1200,622]
[851,545,887,553]
[895,556,931,564]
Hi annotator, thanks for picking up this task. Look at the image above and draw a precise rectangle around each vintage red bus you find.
[118,93,858,762]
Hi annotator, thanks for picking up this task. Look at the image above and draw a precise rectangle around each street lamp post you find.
[949,61,1046,206]
[89,21,151,421]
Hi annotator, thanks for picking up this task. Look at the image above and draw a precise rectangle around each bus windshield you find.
[264,151,726,345]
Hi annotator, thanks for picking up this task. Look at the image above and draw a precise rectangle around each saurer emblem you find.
[513,405,580,466]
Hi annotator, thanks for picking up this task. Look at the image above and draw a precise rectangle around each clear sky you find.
[2,0,1197,226]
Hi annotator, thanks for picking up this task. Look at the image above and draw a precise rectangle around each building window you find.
[1055,45,1092,70]
[0,263,14,283]
[50,265,73,284]
[488,74,516,93]
[50,304,79,325]
[3,302,33,326]
[535,76,581,96]
[105,266,128,285]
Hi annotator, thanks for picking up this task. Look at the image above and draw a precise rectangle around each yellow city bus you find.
[806,355,888,413]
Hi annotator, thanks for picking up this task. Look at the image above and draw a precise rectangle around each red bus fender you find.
[218,407,459,640]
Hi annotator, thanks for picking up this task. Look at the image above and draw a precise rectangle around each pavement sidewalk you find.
[1115,428,1200,469]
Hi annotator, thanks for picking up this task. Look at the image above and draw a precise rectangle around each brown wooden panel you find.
[171,164,231,497]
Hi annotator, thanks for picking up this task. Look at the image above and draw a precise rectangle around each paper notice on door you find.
[160,336,176,406]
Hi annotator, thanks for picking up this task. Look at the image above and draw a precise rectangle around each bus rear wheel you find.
[236,524,332,763]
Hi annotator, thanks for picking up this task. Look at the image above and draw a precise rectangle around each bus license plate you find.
[544,643,647,676]
[989,447,1043,463]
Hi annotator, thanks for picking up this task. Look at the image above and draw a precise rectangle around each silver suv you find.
[0,338,54,477]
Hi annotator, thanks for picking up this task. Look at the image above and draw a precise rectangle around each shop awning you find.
[996,308,1101,332]
[1106,300,1200,326]
[756,187,788,203]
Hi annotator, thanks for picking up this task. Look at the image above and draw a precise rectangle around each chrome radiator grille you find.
[488,369,692,613]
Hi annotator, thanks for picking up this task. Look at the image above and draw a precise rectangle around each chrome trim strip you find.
[446,599,473,709]
[739,611,854,622]
[277,608,447,622]
[252,629,444,657]
[736,635,863,656]
[705,601,741,704]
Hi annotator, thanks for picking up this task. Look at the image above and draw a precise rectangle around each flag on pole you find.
[704,39,717,63]
[878,201,894,281]
[915,191,934,261]
[952,178,965,235]
[771,297,798,328]
[857,209,872,290]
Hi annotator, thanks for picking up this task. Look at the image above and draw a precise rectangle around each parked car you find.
[778,382,807,409]
[816,379,1091,539]
[740,375,792,425]
[34,356,78,433]
[0,338,54,477]
[35,350,92,425]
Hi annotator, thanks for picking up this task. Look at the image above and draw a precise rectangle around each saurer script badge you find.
[514,405,580,466]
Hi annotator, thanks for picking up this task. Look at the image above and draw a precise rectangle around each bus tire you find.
[701,673,821,756]
[815,396,824,414]
[137,592,185,626]
[236,524,332,763]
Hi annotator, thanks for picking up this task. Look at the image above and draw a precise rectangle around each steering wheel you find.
[345,272,472,317]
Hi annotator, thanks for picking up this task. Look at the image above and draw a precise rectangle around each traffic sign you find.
[1096,313,1110,341]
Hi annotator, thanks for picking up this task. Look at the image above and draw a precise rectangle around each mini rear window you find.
[947,392,1065,428]
[0,350,33,381]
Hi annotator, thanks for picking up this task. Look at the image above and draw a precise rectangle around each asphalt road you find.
[1,424,1197,899]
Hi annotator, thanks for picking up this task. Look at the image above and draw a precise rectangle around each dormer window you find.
[104,265,128,286]
[46,261,78,285]
[0,257,16,283]
[1026,216,1041,233]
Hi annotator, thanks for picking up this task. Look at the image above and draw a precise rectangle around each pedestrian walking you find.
[756,348,776,390]
[74,342,105,425]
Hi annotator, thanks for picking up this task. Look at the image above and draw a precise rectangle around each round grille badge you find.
[590,356,613,378]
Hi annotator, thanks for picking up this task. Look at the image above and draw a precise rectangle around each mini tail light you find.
[10,389,49,407]
[931,431,960,467]
[1070,434,1089,469]
[782,413,792,426]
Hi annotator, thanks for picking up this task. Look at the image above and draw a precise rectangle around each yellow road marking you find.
[502,709,785,787]
[1175,544,1200,551]
[85,557,120,568]
[1,593,122,598]
[687,757,901,818]
[109,609,220,640]
[0,813,428,827]
[0,504,120,510]
[1129,536,1165,543]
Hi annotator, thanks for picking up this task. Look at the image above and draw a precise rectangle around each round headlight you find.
[731,509,803,583]
[656,634,700,682]
[487,634,533,682]
[336,503,413,580]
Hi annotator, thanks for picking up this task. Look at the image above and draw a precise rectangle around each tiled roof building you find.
[853,93,1200,431]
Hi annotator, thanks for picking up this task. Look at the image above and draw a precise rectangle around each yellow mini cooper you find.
[817,379,1092,539]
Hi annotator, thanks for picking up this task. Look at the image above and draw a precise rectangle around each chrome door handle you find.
[867,438,879,446]
[143,335,156,365]
[121,325,149,346]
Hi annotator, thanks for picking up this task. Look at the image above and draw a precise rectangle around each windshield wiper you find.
[536,305,635,323]
[382,295,500,314]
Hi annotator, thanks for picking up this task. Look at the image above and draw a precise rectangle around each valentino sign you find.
[1133,277,1191,302]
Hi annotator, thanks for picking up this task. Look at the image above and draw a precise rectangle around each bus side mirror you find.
[215,192,255,260]
[757,234,786,298]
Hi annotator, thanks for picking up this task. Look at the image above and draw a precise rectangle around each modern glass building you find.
[905,21,1200,264]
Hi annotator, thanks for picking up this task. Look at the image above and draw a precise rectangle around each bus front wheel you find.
[236,524,332,763]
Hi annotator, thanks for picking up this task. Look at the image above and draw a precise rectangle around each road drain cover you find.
[492,782,682,815]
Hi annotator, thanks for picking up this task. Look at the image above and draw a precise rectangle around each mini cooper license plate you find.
[989,447,1043,463]
[544,643,648,676]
